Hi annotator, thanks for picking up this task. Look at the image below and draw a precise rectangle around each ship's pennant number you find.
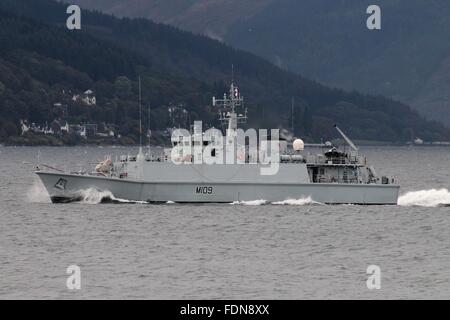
[196,186,214,195]
[54,178,67,190]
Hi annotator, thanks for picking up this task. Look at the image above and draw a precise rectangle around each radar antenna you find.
[213,81,247,133]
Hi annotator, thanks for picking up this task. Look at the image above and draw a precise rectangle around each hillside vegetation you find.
[69,0,450,125]
[0,0,449,144]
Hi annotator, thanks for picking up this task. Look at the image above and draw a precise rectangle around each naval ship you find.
[36,82,399,205]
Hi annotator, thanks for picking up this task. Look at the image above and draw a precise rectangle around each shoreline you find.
[3,134,450,148]
[3,142,450,148]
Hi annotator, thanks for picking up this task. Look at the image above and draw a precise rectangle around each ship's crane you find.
[334,125,359,151]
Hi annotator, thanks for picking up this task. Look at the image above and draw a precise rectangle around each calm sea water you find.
[0,146,449,299]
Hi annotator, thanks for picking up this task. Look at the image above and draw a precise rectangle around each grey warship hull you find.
[36,171,399,205]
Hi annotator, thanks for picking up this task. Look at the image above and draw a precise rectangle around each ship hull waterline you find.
[36,171,400,205]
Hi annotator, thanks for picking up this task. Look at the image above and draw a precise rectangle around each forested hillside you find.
[0,0,449,144]
[69,0,450,126]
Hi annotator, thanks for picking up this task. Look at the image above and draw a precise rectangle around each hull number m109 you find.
[196,186,213,195]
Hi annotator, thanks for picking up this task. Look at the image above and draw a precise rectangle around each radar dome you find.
[293,139,304,151]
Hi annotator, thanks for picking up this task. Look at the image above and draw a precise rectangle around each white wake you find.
[397,189,450,207]
[80,188,149,204]
[27,179,51,203]
[231,199,268,206]
[231,197,320,206]
[79,188,116,204]
[27,182,147,204]
[272,197,321,205]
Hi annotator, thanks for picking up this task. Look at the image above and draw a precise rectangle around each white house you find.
[72,89,96,106]
[20,120,30,135]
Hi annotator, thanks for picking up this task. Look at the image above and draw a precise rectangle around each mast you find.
[213,81,247,136]
[231,64,234,84]
[147,104,151,153]
[291,96,294,135]
[138,76,144,158]
[139,76,142,147]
